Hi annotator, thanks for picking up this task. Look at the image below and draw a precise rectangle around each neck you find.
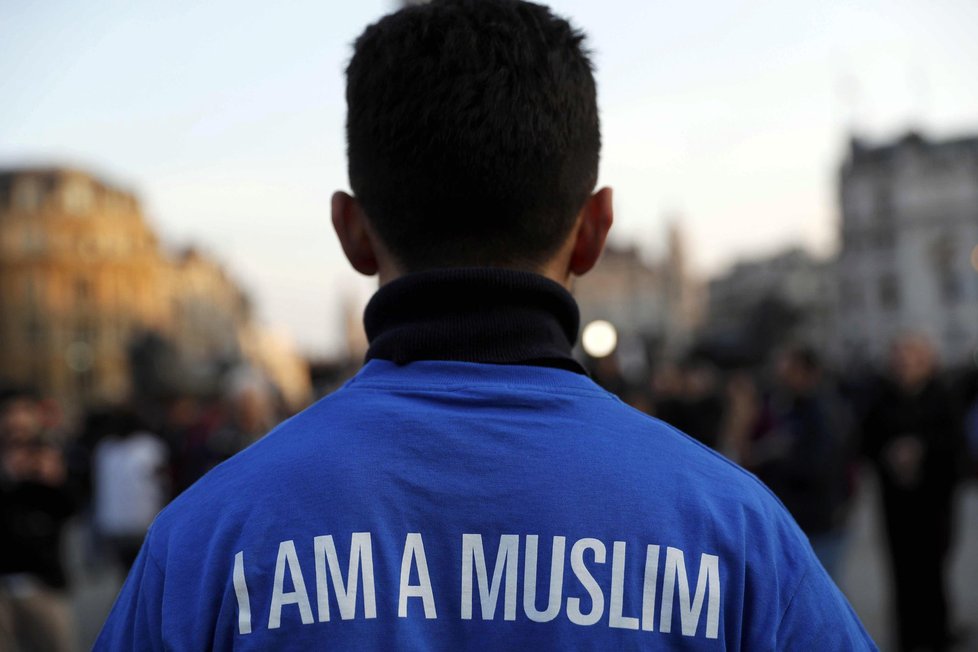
[376,259,573,290]
[363,268,585,374]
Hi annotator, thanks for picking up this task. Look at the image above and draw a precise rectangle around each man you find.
[863,334,962,652]
[747,346,854,581]
[97,1,875,649]
[1,389,78,652]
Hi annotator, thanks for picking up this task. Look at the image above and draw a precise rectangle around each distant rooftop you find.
[0,166,137,200]
[846,130,978,168]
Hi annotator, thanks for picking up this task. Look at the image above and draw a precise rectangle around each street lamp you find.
[582,320,618,359]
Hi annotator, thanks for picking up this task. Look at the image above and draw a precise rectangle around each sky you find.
[2,0,977,356]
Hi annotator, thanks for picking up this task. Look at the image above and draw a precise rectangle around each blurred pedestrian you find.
[960,369,978,479]
[748,346,854,580]
[174,373,276,492]
[0,388,78,652]
[678,360,725,449]
[205,373,275,465]
[651,360,725,450]
[650,361,685,423]
[92,408,168,571]
[863,334,963,652]
[718,370,761,464]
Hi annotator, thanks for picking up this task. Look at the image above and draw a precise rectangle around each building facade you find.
[0,167,310,415]
[836,133,978,365]
[702,247,836,364]
[573,223,704,364]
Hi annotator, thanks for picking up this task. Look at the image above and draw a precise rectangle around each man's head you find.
[889,332,937,391]
[333,0,611,284]
[777,346,821,395]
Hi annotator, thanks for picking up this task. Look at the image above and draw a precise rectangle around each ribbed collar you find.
[364,268,586,375]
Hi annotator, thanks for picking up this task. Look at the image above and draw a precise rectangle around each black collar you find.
[364,268,586,375]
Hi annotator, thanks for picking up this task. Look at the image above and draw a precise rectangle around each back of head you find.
[777,345,821,392]
[346,0,600,271]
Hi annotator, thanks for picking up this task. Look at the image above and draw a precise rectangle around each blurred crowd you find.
[0,369,297,651]
[1,334,977,650]
[592,334,978,652]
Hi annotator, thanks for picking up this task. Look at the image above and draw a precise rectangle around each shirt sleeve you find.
[93,534,166,652]
[775,565,878,651]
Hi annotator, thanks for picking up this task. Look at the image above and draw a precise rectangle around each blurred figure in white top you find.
[92,409,168,570]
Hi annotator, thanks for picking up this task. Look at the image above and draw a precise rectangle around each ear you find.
[331,191,379,276]
[568,186,614,276]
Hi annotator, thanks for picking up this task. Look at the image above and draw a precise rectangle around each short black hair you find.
[346,0,600,271]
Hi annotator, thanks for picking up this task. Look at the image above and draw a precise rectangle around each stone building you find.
[702,247,836,364]
[835,132,978,365]
[168,248,251,372]
[0,167,310,414]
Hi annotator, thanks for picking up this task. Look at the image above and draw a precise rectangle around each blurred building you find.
[238,324,312,411]
[573,223,704,363]
[168,248,250,367]
[341,294,369,363]
[700,247,836,365]
[0,167,311,413]
[836,132,978,365]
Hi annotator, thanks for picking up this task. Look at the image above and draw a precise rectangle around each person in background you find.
[0,388,78,652]
[676,359,725,450]
[92,408,169,571]
[155,393,200,496]
[747,346,854,581]
[174,373,276,493]
[649,361,685,423]
[650,360,725,450]
[862,334,963,652]
[717,370,760,464]
[205,372,276,466]
[959,368,978,479]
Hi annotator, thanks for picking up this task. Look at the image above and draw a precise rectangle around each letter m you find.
[313,533,377,621]
[659,547,720,639]
[461,534,519,620]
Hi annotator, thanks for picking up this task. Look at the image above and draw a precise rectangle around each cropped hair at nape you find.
[345,0,600,271]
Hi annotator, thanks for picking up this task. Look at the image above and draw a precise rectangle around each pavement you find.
[69,472,978,650]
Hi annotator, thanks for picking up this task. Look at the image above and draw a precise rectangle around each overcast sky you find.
[3,0,977,355]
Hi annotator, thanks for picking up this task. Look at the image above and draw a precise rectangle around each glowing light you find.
[582,320,618,358]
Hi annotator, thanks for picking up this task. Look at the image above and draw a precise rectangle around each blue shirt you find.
[97,360,875,650]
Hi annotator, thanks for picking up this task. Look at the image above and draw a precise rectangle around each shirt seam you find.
[143,527,166,576]
[343,382,615,400]
[775,565,810,635]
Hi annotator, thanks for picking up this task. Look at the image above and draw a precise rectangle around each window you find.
[873,229,896,250]
[22,226,45,254]
[13,178,43,212]
[62,179,94,215]
[79,237,99,257]
[930,235,961,305]
[75,278,92,305]
[24,274,38,308]
[840,281,864,310]
[878,274,900,311]
[940,272,962,305]
[25,316,44,344]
